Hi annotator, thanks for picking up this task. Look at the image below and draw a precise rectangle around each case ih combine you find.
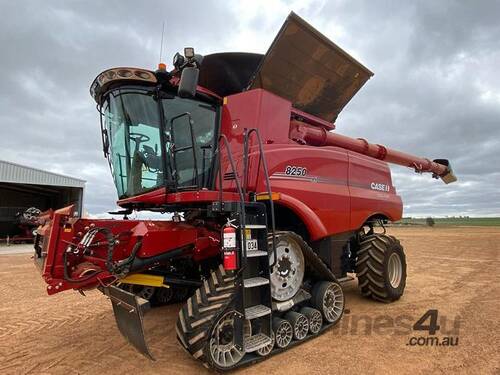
[34,13,456,370]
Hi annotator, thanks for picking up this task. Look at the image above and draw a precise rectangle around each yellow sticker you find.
[245,229,251,239]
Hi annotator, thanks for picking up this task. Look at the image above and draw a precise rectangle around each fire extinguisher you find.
[222,219,238,270]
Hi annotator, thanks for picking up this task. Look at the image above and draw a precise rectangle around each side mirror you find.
[178,67,199,98]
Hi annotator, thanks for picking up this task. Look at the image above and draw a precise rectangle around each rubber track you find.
[355,233,402,302]
[175,265,238,368]
[268,231,336,282]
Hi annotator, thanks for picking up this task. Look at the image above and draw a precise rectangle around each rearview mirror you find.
[178,67,199,98]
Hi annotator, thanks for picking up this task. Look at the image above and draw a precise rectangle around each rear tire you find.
[356,234,406,302]
[176,265,239,369]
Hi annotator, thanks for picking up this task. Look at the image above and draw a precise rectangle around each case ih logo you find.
[370,182,390,192]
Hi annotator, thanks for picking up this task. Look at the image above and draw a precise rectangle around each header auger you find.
[34,12,456,370]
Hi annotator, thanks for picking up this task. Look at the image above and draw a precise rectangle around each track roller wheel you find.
[300,307,322,334]
[285,311,309,340]
[272,317,293,348]
[356,234,406,302]
[176,265,240,370]
[257,332,275,357]
[154,287,173,305]
[311,281,344,325]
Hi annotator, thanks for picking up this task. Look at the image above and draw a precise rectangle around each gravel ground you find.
[0,244,34,255]
[0,226,499,374]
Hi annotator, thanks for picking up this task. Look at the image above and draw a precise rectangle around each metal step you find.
[246,250,268,258]
[244,333,273,353]
[243,277,269,288]
[245,304,271,320]
[243,224,267,229]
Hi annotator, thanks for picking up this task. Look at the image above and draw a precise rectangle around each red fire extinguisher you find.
[222,219,238,270]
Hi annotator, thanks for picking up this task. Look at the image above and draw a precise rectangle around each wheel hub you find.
[322,283,344,323]
[270,235,305,301]
[209,311,246,368]
[308,310,322,334]
[277,256,292,278]
[274,320,293,348]
[388,252,403,288]
[219,323,234,347]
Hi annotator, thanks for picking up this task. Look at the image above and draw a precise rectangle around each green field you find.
[395,217,500,226]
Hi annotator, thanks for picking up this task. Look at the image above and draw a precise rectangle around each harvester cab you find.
[35,12,456,371]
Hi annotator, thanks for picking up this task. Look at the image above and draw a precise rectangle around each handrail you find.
[170,112,199,189]
[243,129,278,268]
[216,134,248,265]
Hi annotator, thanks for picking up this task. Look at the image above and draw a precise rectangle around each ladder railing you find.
[243,128,277,267]
[215,129,277,268]
[215,134,248,263]
[215,130,275,353]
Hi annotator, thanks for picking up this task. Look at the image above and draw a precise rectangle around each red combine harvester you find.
[34,13,456,370]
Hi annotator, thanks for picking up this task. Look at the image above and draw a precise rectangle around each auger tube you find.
[289,120,457,184]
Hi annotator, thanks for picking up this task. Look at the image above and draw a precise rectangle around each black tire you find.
[356,234,407,302]
[176,265,239,369]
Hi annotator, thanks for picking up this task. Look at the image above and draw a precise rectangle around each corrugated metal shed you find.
[0,160,85,188]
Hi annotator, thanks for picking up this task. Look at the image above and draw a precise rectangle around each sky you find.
[0,0,499,217]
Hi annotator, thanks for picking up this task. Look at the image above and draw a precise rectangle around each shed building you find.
[0,160,85,238]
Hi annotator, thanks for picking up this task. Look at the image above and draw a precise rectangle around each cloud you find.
[0,1,498,217]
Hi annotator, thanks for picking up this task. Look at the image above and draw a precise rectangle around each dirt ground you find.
[0,226,499,374]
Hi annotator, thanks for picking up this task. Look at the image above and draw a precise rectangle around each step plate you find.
[247,250,268,258]
[243,277,269,288]
[245,304,271,320]
[244,224,267,229]
[245,333,273,353]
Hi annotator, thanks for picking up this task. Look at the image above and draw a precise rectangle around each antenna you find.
[159,21,165,64]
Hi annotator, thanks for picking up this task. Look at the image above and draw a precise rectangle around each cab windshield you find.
[103,87,217,198]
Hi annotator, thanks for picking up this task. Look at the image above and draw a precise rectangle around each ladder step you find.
[245,304,271,320]
[243,277,269,288]
[243,224,266,229]
[244,333,272,353]
[246,250,268,258]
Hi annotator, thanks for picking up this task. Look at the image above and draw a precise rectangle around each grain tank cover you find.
[249,12,374,122]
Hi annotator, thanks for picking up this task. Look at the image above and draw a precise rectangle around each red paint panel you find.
[265,145,351,237]
[348,151,402,228]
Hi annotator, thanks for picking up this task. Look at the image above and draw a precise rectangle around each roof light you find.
[184,47,195,58]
